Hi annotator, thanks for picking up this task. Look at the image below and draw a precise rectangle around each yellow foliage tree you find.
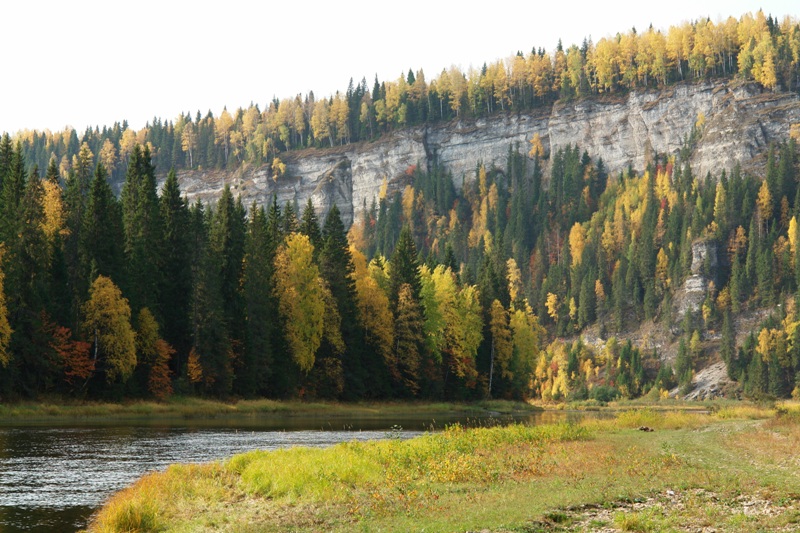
[274,233,325,373]
[568,222,587,268]
[756,179,773,234]
[545,292,559,321]
[42,179,66,244]
[489,300,513,388]
[655,247,670,295]
[181,122,197,168]
[98,139,117,176]
[271,157,286,181]
[187,348,203,384]
[528,133,544,159]
[427,265,482,382]
[82,275,136,383]
[351,247,395,376]
[215,107,234,163]
[510,303,542,398]
[506,258,523,305]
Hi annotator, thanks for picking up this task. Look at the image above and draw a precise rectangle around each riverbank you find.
[0,397,541,424]
[88,402,800,532]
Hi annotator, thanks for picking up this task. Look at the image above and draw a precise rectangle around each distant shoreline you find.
[0,397,544,424]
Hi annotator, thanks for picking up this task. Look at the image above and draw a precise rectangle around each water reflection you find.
[0,410,590,532]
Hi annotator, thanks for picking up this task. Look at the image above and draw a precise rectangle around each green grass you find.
[0,397,541,424]
[86,405,800,532]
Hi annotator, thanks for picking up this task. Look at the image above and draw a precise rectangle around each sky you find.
[1,0,797,135]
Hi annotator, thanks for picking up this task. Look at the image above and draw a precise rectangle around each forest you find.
[1,10,800,403]
[1,126,800,402]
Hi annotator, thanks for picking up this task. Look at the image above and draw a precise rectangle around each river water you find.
[0,411,582,532]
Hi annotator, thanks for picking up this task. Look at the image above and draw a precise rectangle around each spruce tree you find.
[674,336,693,392]
[44,156,59,184]
[0,133,13,188]
[319,204,364,397]
[81,163,124,284]
[121,144,162,315]
[8,167,55,395]
[158,169,192,368]
[721,311,737,380]
[238,204,275,397]
[0,141,27,243]
[209,186,247,363]
[189,201,232,395]
[299,198,322,251]
[389,225,422,307]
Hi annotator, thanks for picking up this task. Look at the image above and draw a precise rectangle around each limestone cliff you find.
[171,80,800,226]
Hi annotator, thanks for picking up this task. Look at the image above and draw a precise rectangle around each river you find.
[0,411,584,532]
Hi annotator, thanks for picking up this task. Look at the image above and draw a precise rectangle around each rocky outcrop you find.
[171,80,800,225]
[673,239,718,322]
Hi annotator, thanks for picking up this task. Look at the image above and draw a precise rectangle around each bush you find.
[589,385,620,403]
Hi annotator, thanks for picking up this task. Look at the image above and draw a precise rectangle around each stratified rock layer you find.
[171,81,800,226]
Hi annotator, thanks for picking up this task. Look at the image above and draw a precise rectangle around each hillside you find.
[169,80,800,226]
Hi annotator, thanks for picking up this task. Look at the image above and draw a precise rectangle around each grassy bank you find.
[0,397,540,424]
[88,402,800,532]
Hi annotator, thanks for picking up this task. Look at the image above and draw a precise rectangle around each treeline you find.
[0,134,557,401]
[8,11,800,185]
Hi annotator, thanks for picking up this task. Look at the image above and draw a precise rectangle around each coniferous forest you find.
[2,11,800,402]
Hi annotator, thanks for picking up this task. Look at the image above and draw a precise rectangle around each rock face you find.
[171,80,800,225]
[673,239,718,322]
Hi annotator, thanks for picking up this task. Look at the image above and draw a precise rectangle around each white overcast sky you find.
[1,0,796,135]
